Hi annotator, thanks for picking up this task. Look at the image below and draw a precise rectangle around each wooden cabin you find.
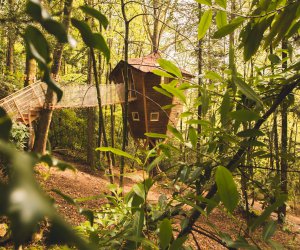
[110,53,193,140]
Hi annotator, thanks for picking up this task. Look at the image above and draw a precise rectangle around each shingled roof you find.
[110,52,194,78]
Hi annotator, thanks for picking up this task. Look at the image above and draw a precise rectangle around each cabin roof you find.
[110,52,194,80]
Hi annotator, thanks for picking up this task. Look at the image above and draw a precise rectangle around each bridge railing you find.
[0,81,134,123]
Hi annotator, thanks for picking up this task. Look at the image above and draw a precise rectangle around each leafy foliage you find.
[0,0,299,249]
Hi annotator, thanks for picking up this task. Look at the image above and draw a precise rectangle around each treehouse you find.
[110,53,193,140]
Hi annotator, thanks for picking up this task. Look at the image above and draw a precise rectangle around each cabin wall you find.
[127,69,147,138]
[144,73,173,135]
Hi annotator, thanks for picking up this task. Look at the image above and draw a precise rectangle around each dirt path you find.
[36,156,165,225]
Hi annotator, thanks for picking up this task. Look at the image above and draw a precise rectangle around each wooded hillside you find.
[0,0,299,249]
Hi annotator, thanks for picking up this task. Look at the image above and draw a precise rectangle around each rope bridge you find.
[0,81,133,125]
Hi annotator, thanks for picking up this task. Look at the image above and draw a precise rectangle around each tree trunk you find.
[87,49,96,167]
[278,40,288,223]
[91,48,114,184]
[24,56,37,87]
[33,0,73,154]
[196,3,202,163]
[120,0,129,189]
[6,0,14,73]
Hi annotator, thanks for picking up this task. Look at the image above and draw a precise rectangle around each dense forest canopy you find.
[0,0,299,249]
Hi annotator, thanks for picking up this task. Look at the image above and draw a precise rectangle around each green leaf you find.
[79,209,94,226]
[188,126,198,149]
[162,104,177,110]
[230,110,260,122]
[80,5,109,29]
[71,18,94,47]
[198,10,212,40]
[42,19,69,43]
[161,83,186,104]
[216,11,227,29]
[205,71,223,81]
[201,88,210,116]
[262,221,277,241]
[52,189,76,205]
[220,91,231,127]
[195,0,212,6]
[286,20,300,39]
[125,236,158,250]
[213,17,245,38]
[92,33,110,62]
[268,54,281,64]
[153,86,172,98]
[167,125,184,142]
[133,210,144,238]
[24,26,50,66]
[178,197,207,216]
[234,77,263,108]
[26,0,49,22]
[215,166,239,213]
[241,140,266,147]
[250,194,287,230]
[237,129,264,137]
[0,141,93,250]
[133,184,145,200]
[228,236,257,249]
[147,155,164,173]
[264,3,298,49]
[159,218,172,250]
[243,16,274,61]
[26,0,70,44]
[186,119,211,126]
[180,111,193,118]
[158,59,182,78]
[169,236,188,250]
[215,0,227,8]
[145,133,168,139]
[152,69,174,78]
[96,147,142,164]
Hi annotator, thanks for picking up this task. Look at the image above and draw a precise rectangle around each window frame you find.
[150,112,160,122]
[132,112,140,121]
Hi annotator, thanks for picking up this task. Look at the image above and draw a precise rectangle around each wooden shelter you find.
[110,53,193,140]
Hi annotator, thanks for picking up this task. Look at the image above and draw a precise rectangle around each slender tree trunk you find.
[278,40,288,223]
[91,48,114,184]
[6,0,14,73]
[33,0,73,154]
[196,3,202,164]
[86,0,96,167]
[120,0,129,189]
[24,56,37,87]
[273,111,280,173]
[87,49,96,167]
[24,55,37,151]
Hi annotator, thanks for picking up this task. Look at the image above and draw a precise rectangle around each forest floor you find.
[34,154,300,249]
[1,154,300,249]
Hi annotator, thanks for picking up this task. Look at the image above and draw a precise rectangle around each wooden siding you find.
[110,64,183,139]
[144,73,174,135]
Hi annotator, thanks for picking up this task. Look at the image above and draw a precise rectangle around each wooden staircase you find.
[0,81,46,125]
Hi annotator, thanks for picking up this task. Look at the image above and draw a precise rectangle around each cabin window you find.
[150,112,159,121]
[161,76,170,84]
[132,112,140,121]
